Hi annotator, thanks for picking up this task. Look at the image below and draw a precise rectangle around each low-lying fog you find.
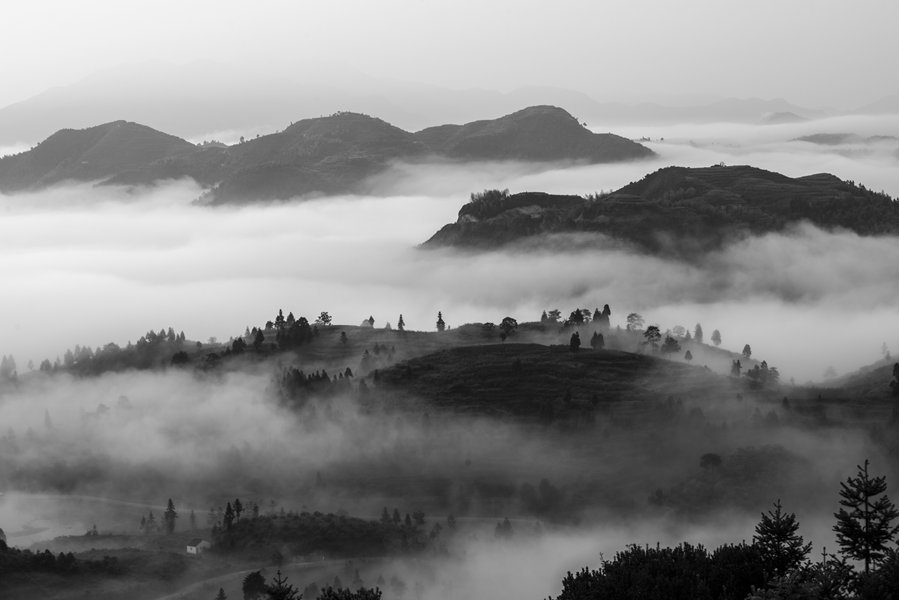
[1,112,898,383]
[0,111,899,381]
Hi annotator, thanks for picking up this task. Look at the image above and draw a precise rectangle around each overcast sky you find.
[4,0,898,110]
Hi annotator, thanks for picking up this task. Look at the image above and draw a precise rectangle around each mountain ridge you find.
[0,106,654,201]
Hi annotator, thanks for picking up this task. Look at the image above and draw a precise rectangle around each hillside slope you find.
[0,121,195,192]
[369,343,744,418]
[423,165,899,255]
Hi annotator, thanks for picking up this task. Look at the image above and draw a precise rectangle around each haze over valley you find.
[2,2,899,600]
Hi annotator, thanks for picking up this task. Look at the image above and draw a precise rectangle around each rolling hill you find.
[423,165,899,256]
[414,105,653,162]
[0,107,654,202]
[0,121,195,192]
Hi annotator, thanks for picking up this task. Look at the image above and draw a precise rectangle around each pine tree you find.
[436,311,445,332]
[397,314,405,331]
[694,323,704,344]
[242,571,266,599]
[163,499,178,534]
[834,460,899,573]
[223,502,235,532]
[753,499,811,577]
[711,329,721,346]
[233,498,243,522]
[215,587,227,600]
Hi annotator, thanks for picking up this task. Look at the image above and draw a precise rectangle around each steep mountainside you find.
[0,121,195,192]
[0,106,654,202]
[423,165,899,255]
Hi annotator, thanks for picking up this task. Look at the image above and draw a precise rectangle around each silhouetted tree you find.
[626,313,644,331]
[834,459,899,573]
[243,570,266,599]
[499,317,518,342]
[190,510,197,530]
[316,311,332,326]
[743,344,752,359]
[266,569,300,600]
[569,332,581,352]
[694,323,704,344]
[340,332,348,345]
[224,502,235,532]
[569,309,585,326]
[753,499,811,577]
[163,499,177,534]
[397,314,405,331]
[253,330,265,351]
[215,588,227,600]
[546,309,562,323]
[436,312,445,332]
[644,326,661,352]
[711,329,722,346]
[590,332,605,350]
[661,336,681,354]
[684,350,693,361]
[234,498,243,522]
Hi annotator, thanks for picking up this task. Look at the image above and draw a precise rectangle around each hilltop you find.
[0,121,194,192]
[0,106,653,201]
[370,343,739,418]
[414,105,653,163]
[423,165,899,256]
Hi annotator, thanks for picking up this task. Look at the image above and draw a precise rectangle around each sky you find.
[3,0,899,110]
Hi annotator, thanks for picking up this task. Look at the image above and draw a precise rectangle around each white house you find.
[186,539,211,555]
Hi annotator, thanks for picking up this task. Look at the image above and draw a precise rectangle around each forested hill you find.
[0,106,653,201]
[0,121,195,192]
[423,165,899,255]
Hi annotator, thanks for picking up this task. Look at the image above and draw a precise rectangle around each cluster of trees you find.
[208,498,258,534]
[255,309,318,352]
[553,460,899,600]
[277,365,355,407]
[0,540,122,580]
[729,360,781,387]
[236,570,382,600]
[542,305,613,330]
[138,499,179,534]
[32,327,188,375]
[212,509,442,557]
